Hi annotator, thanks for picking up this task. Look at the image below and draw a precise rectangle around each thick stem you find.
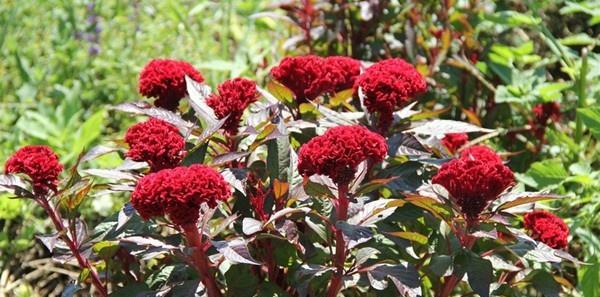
[182,224,222,297]
[37,198,107,297]
[326,183,349,297]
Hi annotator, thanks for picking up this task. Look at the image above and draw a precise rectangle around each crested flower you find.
[354,58,427,132]
[5,145,63,195]
[524,210,569,249]
[270,55,336,103]
[206,77,258,135]
[138,59,204,111]
[130,165,231,226]
[441,133,468,154]
[326,56,361,93]
[432,147,514,223]
[298,125,387,184]
[125,118,185,172]
[460,145,503,164]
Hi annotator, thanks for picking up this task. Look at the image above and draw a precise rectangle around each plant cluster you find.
[0,53,583,297]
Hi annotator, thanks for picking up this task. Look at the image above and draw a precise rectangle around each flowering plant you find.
[0,54,580,297]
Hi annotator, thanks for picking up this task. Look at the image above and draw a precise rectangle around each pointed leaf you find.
[407,120,493,136]
[213,238,261,265]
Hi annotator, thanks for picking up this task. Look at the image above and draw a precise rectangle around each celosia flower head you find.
[326,56,361,93]
[460,145,503,164]
[206,78,258,135]
[533,102,561,124]
[524,210,569,249]
[355,58,427,131]
[138,59,204,111]
[298,125,387,184]
[531,102,561,140]
[125,118,185,172]
[441,133,468,154]
[131,165,231,226]
[270,55,336,102]
[432,147,514,222]
[5,145,63,195]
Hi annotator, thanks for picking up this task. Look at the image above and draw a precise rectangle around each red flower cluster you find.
[530,102,561,140]
[138,59,204,111]
[441,133,468,154]
[206,78,258,135]
[125,118,185,172]
[270,55,360,102]
[5,145,63,195]
[432,146,514,222]
[131,165,231,226]
[326,56,361,93]
[354,58,427,131]
[298,125,387,184]
[524,210,569,249]
[460,145,503,164]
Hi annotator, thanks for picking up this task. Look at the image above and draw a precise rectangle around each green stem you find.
[574,47,588,144]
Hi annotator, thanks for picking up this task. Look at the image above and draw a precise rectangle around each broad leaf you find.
[336,221,374,249]
[185,75,218,126]
[494,191,563,211]
[366,263,422,297]
[407,120,493,136]
[213,238,261,265]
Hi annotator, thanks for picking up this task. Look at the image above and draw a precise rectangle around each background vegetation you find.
[0,0,598,296]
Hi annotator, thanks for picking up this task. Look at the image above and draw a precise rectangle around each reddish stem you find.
[181,224,222,297]
[37,198,107,297]
[326,183,349,297]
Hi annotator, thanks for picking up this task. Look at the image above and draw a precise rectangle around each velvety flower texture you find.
[125,118,185,172]
[441,133,468,154]
[270,55,334,102]
[138,59,204,111]
[460,145,503,164]
[355,58,427,131]
[131,165,231,226]
[524,210,569,249]
[298,125,387,184]
[432,146,514,221]
[325,56,361,93]
[206,78,258,135]
[5,145,63,194]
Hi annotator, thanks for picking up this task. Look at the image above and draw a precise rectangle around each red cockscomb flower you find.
[270,55,336,102]
[130,165,231,226]
[432,149,514,222]
[138,59,204,111]
[524,210,569,249]
[5,145,63,195]
[460,145,503,164]
[206,78,258,135]
[298,125,387,184]
[326,56,361,93]
[354,58,427,132]
[125,118,185,172]
[441,133,468,154]
[531,102,561,140]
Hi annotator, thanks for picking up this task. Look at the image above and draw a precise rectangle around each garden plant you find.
[0,1,599,297]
